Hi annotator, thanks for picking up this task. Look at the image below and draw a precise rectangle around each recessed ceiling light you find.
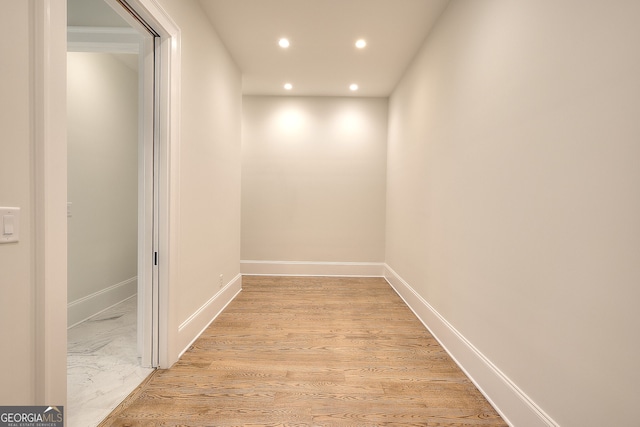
[284,83,293,90]
[350,84,359,91]
[355,39,367,49]
[279,38,290,48]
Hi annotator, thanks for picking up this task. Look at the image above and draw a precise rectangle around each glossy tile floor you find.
[67,296,154,427]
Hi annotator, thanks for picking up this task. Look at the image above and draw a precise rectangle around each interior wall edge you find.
[383,264,558,427]
[33,0,68,406]
[240,260,385,277]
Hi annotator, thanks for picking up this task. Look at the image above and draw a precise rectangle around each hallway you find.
[3,1,639,425]
[100,276,506,426]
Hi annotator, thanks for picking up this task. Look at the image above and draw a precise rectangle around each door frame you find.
[33,0,68,406]
[34,0,181,406]
[104,0,182,369]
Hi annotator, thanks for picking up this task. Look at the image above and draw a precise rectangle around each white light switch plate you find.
[0,207,20,243]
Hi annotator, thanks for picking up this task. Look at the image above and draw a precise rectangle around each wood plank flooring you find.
[100,276,507,426]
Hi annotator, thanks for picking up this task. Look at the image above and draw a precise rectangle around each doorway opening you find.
[66,0,172,424]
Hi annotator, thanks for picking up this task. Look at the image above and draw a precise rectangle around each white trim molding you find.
[177,274,242,357]
[241,260,385,277]
[67,26,142,53]
[67,277,138,328]
[33,0,68,407]
[103,0,183,369]
[383,265,558,427]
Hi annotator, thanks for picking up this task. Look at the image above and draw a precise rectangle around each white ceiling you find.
[68,0,449,97]
[198,0,449,97]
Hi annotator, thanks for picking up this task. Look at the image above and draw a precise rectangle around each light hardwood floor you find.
[100,276,507,426]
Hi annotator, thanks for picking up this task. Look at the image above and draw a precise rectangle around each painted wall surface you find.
[1,0,239,404]
[0,0,35,404]
[67,52,138,310]
[155,0,242,337]
[386,1,640,426]
[242,96,387,263]
[0,0,67,405]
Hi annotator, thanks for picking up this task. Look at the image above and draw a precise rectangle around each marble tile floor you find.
[67,296,154,427]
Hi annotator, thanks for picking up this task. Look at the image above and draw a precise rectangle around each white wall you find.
[1,0,241,404]
[0,0,36,404]
[155,0,243,357]
[386,1,640,426]
[242,96,387,271]
[0,0,67,406]
[67,52,138,326]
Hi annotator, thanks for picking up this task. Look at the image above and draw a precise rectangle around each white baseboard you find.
[67,277,137,328]
[240,260,385,277]
[177,274,242,357]
[383,265,558,427]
